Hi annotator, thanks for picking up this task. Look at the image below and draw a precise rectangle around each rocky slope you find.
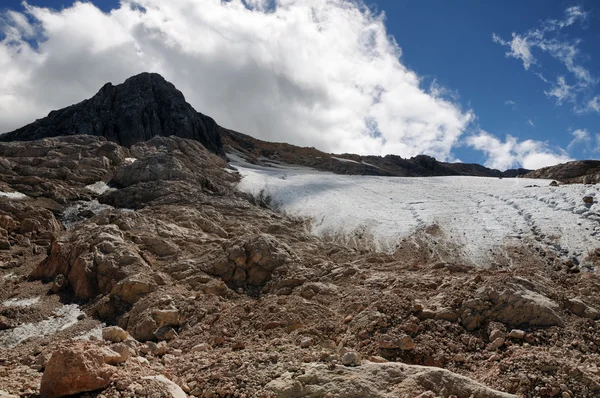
[0,73,224,156]
[525,161,600,184]
[223,129,531,178]
[0,135,599,398]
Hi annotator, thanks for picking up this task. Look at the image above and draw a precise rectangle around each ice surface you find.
[0,304,83,348]
[2,297,40,307]
[233,160,600,267]
[0,191,27,199]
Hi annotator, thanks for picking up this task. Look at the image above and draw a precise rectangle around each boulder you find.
[40,343,114,397]
[141,375,187,398]
[265,362,516,398]
[462,283,564,330]
[565,297,600,319]
[102,326,129,343]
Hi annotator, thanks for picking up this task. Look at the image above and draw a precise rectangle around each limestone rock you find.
[508,329,526,339]
[565,297,600,319]
[40,343,114,397]
[102,326,129,343]
[1,73,224,156]
[141,375,187,398]
[265,362,516,398]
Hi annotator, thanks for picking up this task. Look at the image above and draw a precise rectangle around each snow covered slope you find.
[233,157,600,268]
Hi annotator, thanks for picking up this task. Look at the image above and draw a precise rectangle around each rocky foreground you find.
[0,134,599,398]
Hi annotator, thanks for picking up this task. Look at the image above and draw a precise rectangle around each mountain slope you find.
[223,128,531,177]
[0,73,224,156]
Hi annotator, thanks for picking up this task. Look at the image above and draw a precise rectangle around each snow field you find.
[234,161,600,267]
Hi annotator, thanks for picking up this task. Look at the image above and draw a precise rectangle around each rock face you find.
[525,160,600,184]
[0,73,224,156]
[266,362,516,398]
[40,343,114,397]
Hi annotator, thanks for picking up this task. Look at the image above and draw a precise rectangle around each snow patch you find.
[85,181,113,195]
[0,191,27,199]
[2,297,40,307]
[0,304,83,348]
[61,199,114,229]
[331,156,359,164]
[125,157,137,164]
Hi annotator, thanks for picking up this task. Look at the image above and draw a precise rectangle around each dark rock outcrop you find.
[0,73,224,156]
[525,160,600,184]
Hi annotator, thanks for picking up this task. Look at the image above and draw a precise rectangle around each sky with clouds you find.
[0,0,598,170]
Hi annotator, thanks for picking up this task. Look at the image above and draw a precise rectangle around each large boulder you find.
[461,282,564,331]
[40,343,114,397]
[265,362,515,398]
[30,223,149,301]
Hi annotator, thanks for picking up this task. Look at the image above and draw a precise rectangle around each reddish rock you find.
[40,343,114,398]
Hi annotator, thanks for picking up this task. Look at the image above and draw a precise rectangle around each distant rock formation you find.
[525,160,600,184]
[222,129,531,178]
[0,73,224,156]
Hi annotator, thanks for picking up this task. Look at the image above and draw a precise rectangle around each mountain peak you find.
[0,72,224,155]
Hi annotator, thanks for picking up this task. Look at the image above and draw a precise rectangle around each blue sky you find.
[379,0,600,165]
[0,0,598,170]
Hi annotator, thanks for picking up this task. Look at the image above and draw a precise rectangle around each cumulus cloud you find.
[493,6,598,113]
[466,131,572,170]
[0,0,476,160]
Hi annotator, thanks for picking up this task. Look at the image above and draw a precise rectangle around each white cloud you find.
[493,6,598,113]
[578,96,600,114]
[567,128,591,150]
[504,99,517,110]
[467,131,572,170]
[0,0,475,161]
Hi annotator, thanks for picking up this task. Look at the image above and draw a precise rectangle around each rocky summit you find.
[0,73,224,156]
[0,74,599,398]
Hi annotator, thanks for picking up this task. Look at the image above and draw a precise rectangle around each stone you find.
[101,347,128,365]
[488,338,505,351]
[0,315,13,330]
[300,338,312,348]
[583,196,594,204]
[477,284,564,328]
[266,362,516,398]
[0,73,224,156]
[342,351,361,366]
[378,334,415,351]
[152,308,180,327]
[40,343,114,397]
[102,326,129,343]
[141,375,187,398]
[147,341,168,357]
[192,343,211,352]
[50,274,65,294]
[154,326,178,341]
[0,239,10,250]
[508,329,526,339]
[489,329,505,342]
[565,297,600,319]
